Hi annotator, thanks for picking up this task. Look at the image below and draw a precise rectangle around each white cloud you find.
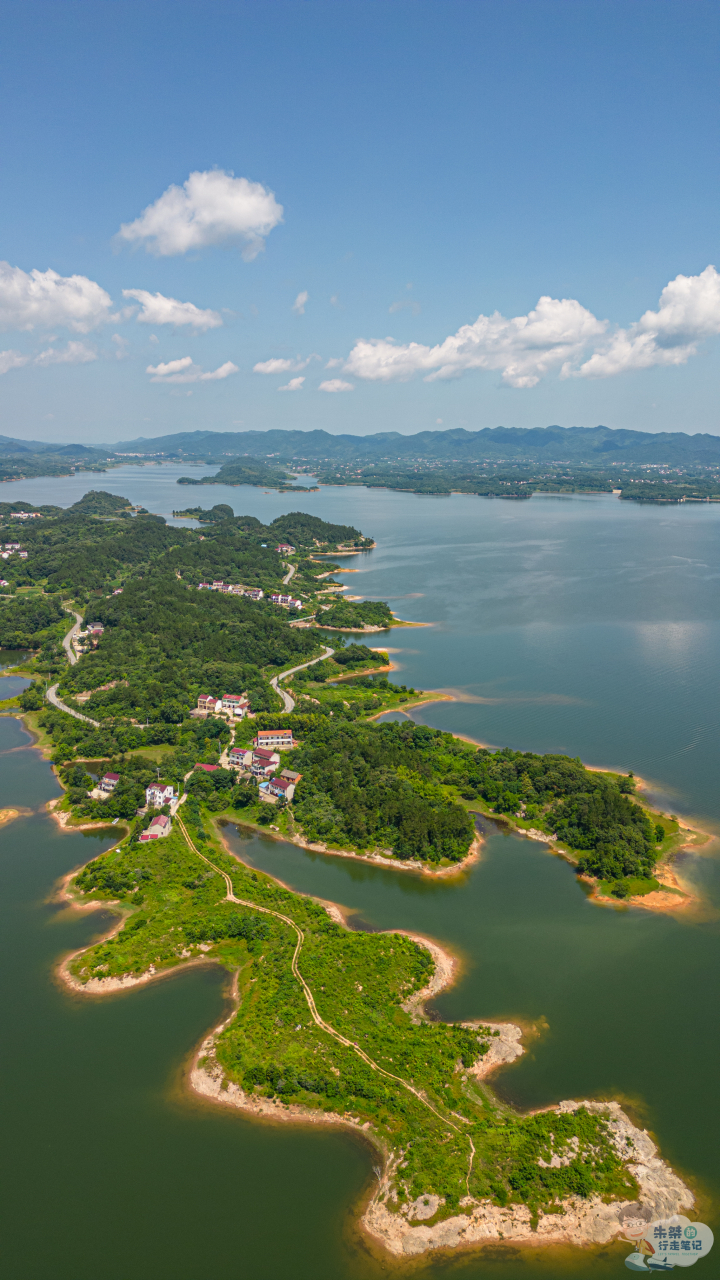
[279,376,305,391]
[292,290,308,315]
[0,262,112,333]
[122,289,222,330]
[324,357,343,368]
[147,356,238,384]
[117,169,283,259]
[319,378,354,393]
[112,333,129,359]
[253,354,318,375]
[35,341,96,365]
[345,297,605,388]
[254,357,303,374]
[576,265,720,378]
[343,266,720,389]
[0,350,29,375]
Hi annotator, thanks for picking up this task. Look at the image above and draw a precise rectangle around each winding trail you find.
[281,562,296,587]
[175,813,466,1144]
[270,645,335,713]
[47,609,100,727]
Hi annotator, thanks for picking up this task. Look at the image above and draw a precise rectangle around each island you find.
[0,492,700,1259]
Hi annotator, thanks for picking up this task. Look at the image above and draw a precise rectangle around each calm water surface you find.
[2,468,719,1279]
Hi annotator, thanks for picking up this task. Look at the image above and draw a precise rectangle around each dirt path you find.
[175,814,467,1145]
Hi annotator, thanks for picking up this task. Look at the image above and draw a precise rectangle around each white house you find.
[253,729,295,750]
[146,783,175,808]
[221,693,249,717]
[99,772,119,793]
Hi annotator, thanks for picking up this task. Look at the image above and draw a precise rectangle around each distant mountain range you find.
[0,425,719,471]
[110,425,720,466]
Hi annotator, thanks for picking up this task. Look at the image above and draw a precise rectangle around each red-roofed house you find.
[194,763,219,773]
[99,772,119,793]
[197,694,221,713]
[140,814,172,841]
[221,693,249,717]
[146,782,175,807]
[268,775,297,801]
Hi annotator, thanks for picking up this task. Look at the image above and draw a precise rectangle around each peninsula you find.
[59,807,693,1259]
[0,491,699,1258]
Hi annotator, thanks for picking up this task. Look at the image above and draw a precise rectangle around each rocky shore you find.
[363,1099,694,1258]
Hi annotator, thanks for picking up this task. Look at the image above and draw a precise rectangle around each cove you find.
[1,473,719,1276]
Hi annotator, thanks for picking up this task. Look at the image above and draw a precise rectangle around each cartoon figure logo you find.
[625,1215,714,1270]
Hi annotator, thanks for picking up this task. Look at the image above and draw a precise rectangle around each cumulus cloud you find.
[279,376,305,391]
[576,265,720,378]
[0,262,112,333]
[112,334,129,359]
[147,356,238,384]
[253,354,317,375]
[345,297,605,388]
[343,266,720,389]
[319,378,354,393]
[35,341,96,365]
[0,350,29,375]
[292,290,308,315]
[122,289,222,330]
[117,169,283,259]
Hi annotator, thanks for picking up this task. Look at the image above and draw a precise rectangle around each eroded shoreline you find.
[58,841,695,1261]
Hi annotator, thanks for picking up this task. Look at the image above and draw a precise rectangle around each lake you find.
[1,465,718,1279]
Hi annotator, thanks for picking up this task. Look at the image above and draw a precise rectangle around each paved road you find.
[281,562,296,587]
[270,645,334,713]
[47,682,100,726]
[47,609,100,726]
[61,609,83,667]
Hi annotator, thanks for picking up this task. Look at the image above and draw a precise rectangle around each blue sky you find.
[0,0,718,443]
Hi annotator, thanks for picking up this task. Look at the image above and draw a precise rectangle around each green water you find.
[2,473,720,1278]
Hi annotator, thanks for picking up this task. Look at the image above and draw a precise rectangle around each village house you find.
[221,693,249,717]
[145,782,175,807]
[194,762,219,774]
[244,587,263,600]
[140,814,172,841]
[198,582,211,589]
[253,728,295,750]
[99,772,119,793]
[87,623,104,636]
[251,747,280,778]
[197,693,221,713]
[270,594,302,608]
[275,543,296,554]
[268,775,297,801]
[18,550,27,559]
[229,746,252,767]
[5,542,20,551]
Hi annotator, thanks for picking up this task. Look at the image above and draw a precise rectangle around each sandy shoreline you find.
[57,834,695,1260]
[283,826,483,878]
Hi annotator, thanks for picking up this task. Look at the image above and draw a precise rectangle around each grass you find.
[65,801,640,1220]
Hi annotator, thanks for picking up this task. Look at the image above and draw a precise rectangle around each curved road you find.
[47,609,100,727]
[175,814,466,1146]
[281,562,296,587]
[270,645,334,713]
